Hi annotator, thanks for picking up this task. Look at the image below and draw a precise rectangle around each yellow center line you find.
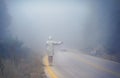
[43,55,58,78]
[72,53,120,77]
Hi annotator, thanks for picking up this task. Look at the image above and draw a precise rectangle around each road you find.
[44,51,120,78]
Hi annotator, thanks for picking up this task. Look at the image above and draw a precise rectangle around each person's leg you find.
[51,56,53,64]
[48,56,51,64]
[49,56,53,66]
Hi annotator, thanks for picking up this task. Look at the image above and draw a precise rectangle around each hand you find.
[59,41,63,44]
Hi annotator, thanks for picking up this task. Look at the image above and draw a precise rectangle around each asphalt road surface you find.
[47,51,120,78]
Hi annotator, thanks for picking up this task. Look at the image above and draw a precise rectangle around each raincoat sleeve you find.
[53,41,63,45]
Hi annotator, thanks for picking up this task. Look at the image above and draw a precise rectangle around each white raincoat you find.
[46,37,62,56]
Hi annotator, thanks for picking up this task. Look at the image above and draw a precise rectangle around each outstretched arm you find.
[53,41,63,45]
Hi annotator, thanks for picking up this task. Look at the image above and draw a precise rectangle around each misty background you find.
[6,0,120,56]
[0,0,120,78]
[0,0,45,78]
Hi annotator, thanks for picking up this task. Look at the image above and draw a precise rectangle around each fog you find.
[7,0,117,52]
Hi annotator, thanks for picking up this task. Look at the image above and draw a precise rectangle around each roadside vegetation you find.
[81,45,120,63]
[0,1,46,78]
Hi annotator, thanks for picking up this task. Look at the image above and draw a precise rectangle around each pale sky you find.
[7,0,113,51]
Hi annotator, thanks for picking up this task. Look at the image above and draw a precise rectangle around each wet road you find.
[49,51,120,78]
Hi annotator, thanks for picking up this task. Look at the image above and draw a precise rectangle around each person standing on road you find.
[46,36,63,66]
